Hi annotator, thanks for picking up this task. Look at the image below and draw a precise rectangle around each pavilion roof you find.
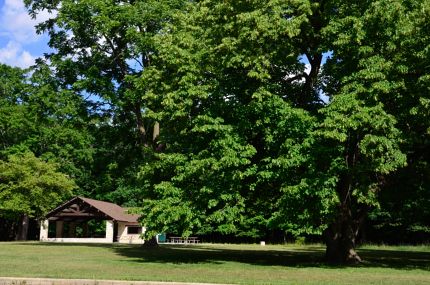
[45,196,140,223]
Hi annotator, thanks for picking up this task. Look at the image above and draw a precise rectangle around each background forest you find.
[0,0,429,264]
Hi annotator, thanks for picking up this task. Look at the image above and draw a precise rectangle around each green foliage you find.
[320,0,430,242]
[24,0,186,203]
[137,1,425,257]
[275,92,406,236]
[26,0,184,139]
[0,63,94,194]
[137,0,323,239]
[0,152,75,219]
[140,127,257,238]
[9,0,429,257]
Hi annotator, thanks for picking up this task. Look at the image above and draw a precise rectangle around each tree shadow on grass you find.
[114,245,430,271]
[113,244,326,267]
[20,242,430,271]
[357,248,430,270]
[112,244,430,271]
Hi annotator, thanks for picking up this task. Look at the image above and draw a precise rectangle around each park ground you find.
[0,242,429,285]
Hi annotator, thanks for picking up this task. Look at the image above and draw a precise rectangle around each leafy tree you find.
[0,152,75,240]
[25,0,186,205]
[137,0,427,264]
[276,93,406,263]
[0,64,34,153]
[25,0,184,147]
[0,63,92,240]
[137,0,321,240]
[315,0,429,261]
[19,0,429,264]
[0,63,94,193]
[327,0,430,244]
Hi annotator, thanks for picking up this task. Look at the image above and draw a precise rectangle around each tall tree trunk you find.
[324,132,365,264]
[135,103,148,147]
[15,214,29,241]
[143,236,159,247]
[135,103,162,150]
[303,53,323,104]
[324,211,362,264]
[153,121,160,142]
[324,176,367,263]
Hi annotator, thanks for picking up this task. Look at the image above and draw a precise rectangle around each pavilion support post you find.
[106,220,114,242]
[55,221,63,238]
[68,222,76,238]
[83,223,89,237]
[39,219,49,241]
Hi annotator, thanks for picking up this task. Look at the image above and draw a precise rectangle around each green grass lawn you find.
[0,242,429,284]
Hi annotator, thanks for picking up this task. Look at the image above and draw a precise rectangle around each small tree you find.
[0,152,75,240]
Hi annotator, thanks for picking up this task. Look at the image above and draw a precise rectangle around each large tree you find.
[20,0,429,263]
[0,62,93,240]
[25,0,184,146]
[25,0,185,202]
[337,0,430,244]
[0,63,94,193]
[137,0,319,239]
[137,0,426,264]
[316,0,429,261]
[0,152,75,240]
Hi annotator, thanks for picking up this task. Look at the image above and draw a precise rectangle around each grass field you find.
[0,242,429,284]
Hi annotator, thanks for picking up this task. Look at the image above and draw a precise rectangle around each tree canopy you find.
[4,0,428,263]
[0,152,75,219]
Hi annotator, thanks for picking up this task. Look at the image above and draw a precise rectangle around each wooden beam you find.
[55,213,107,217]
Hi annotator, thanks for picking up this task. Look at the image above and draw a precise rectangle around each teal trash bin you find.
[157,233,167,243]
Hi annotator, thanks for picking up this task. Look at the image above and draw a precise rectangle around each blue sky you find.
[0,0,51,68]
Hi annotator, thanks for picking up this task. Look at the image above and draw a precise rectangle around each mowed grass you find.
[0,242,430,284]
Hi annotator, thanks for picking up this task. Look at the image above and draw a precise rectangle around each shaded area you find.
[25,242,430,271]
[0,217,39,241]
[115,245,326,267]
[358,248,430,270]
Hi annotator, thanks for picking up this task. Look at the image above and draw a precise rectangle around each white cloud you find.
[0,0,52,44]
[0,41,35,68]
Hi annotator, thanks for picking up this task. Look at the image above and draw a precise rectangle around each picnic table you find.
[168,236,200,244]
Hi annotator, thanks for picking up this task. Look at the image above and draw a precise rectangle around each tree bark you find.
[143,236,159,247]
[15,214,29,241]
[324,179,365,264]
[153,121,160,142]
[324,216,362,264]
[135,102,148,147]
[323,131,366,264]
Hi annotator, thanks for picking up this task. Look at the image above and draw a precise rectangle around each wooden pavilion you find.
[39,196,145,244]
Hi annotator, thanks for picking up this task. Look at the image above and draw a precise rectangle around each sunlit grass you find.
[0,242,429,284]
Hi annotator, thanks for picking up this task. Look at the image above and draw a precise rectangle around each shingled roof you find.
[45,196,140,223]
